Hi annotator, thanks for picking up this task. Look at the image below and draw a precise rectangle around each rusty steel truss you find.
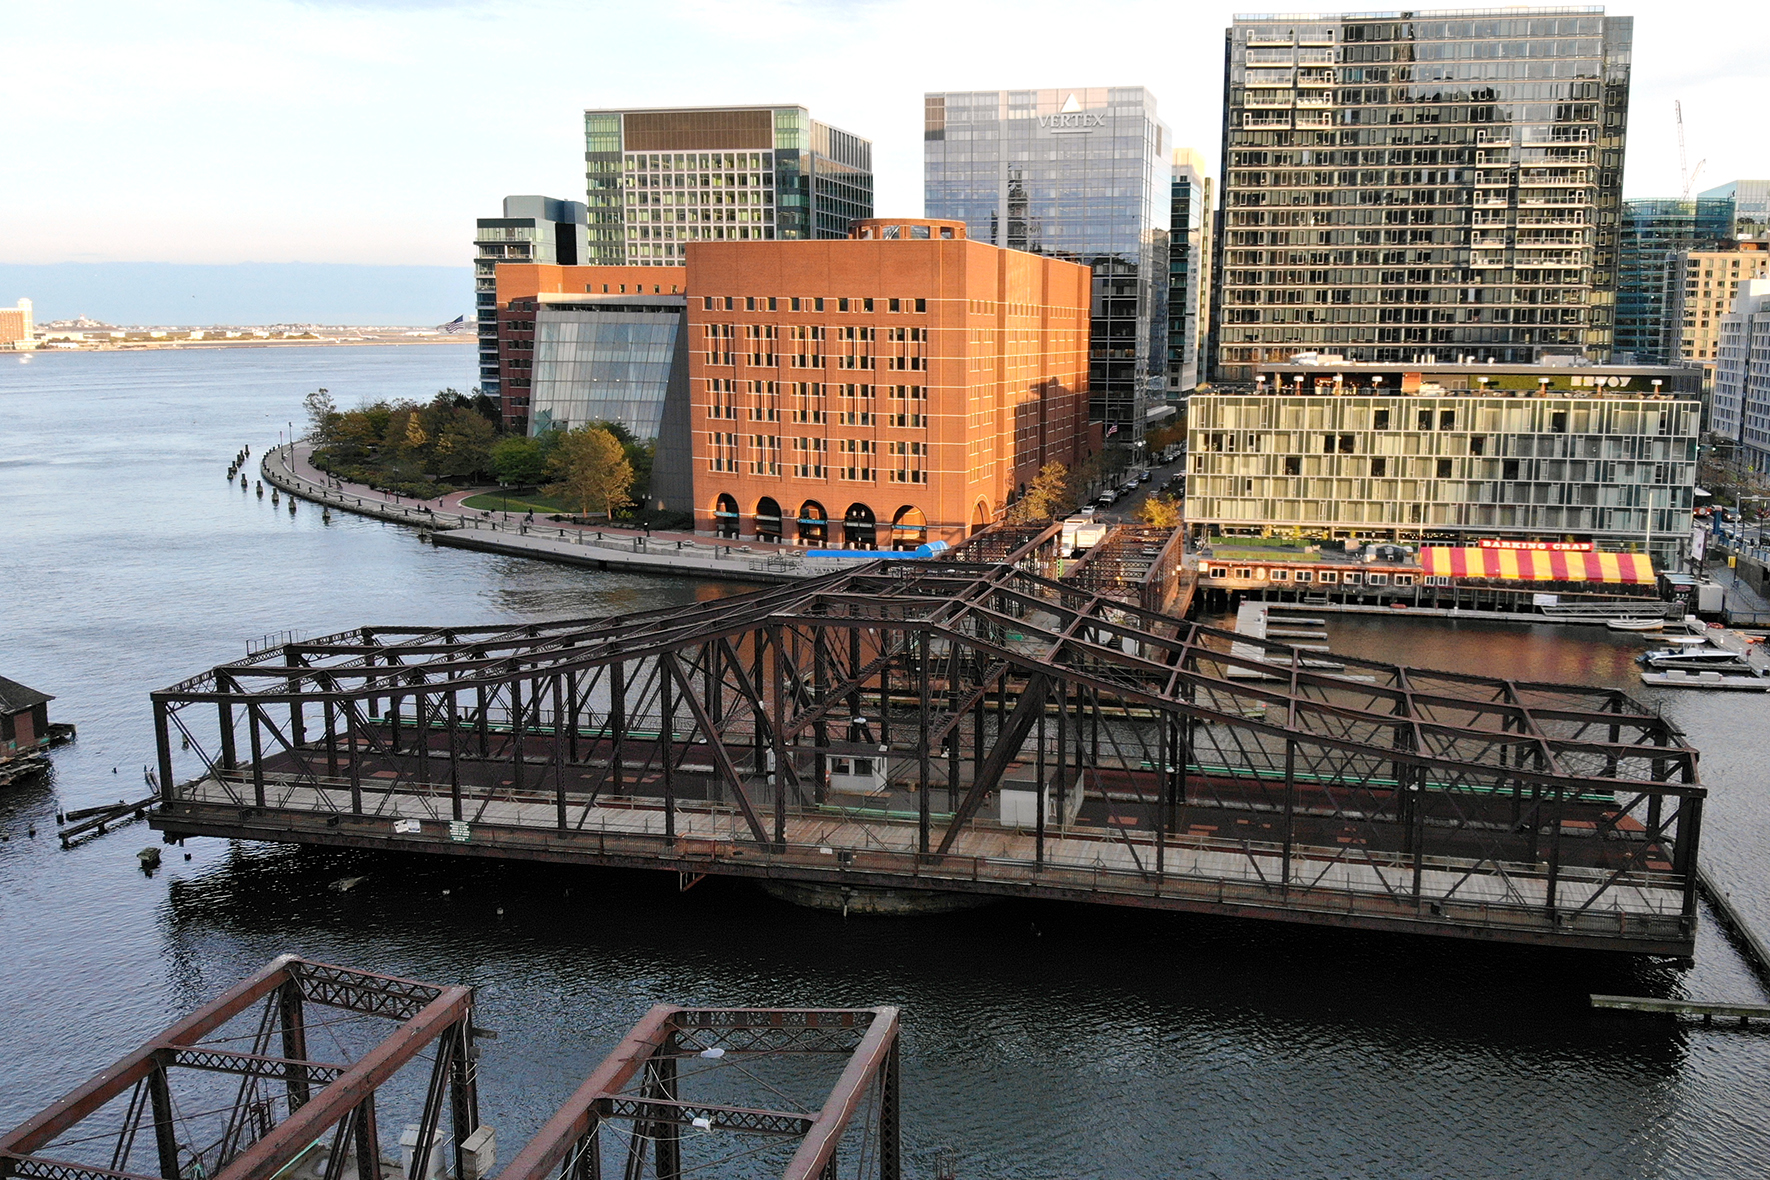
[149,556,1705,955]
[0,956,479,1180]
[498,1007,898,1180]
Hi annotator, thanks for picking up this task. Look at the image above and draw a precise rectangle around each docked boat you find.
[1606,617,1665,632]
[1645,635,1709,646]
[1639,649,1753,667]
[1641,668,1770,691]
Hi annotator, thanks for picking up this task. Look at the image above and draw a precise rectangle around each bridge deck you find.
[158,754,1691,954]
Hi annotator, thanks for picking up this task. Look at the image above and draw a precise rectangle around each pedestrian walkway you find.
[261,444,854,584]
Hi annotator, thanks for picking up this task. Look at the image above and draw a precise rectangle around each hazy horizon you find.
[0,262,471,327]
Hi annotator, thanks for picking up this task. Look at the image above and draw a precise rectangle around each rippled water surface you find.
[4,347,1770,1179]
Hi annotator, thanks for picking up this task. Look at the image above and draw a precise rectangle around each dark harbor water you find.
[3,345,1770,1178]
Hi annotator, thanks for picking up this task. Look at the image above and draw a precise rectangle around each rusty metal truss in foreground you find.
[150,558,1705,955]
[0,956,479,1180]
[499,1006,898,1180]
[1,965,895,1180]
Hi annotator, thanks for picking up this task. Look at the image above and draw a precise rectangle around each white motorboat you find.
[1606,617,1666,632]
[1645,635,1709,646]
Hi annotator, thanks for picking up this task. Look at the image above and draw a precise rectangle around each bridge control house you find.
[1187,361,1703,571]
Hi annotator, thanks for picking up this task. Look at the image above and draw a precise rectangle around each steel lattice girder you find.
[152,560,1697,797]
[494,1007,899,1180]
[0,957,478,1180]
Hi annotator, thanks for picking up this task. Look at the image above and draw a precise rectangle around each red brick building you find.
[685,219,1095,546]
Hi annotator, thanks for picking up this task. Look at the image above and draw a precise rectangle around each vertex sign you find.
[1038,112,1106,132]
[1038,93,1105,133]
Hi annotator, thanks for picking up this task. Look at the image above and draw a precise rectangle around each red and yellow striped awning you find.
[1421,547,1655,583]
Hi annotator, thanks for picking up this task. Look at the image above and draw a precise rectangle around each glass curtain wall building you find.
[925,88,1171,436]
[1169,149,1214,400]
[1702,179,1770,243]
[474,196,587,399]
[1616,197,1734,362]
[1213,9,1633,382]
[583,107,873,267]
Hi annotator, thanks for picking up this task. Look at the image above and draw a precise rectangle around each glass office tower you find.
[925,88,1171,436]
[1168,149,1213,400]
[1213,9,1633,382]
[583,106,873,267]
[1616,197,1734,362]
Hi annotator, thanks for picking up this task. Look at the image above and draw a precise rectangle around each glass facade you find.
[1615,198,1733,362]
[924,88,1171,435]
[528,301,685,439]
[1701,179,1770,243]
[1168,151,1212,396]
[474,196,587,398]
[1214,9,1633,381]
[1189,373,1700,568]
[584,107,873,267]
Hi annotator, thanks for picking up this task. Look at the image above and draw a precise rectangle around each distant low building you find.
[1187,360,1704,570]
[0,299,35,350]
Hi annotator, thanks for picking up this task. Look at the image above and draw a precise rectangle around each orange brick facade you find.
[685,219,1094,547]
[493,263,681,430]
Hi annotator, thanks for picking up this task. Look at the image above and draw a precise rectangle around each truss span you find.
[149,559,1705,955]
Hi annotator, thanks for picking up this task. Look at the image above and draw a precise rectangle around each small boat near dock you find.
[1641,667,1770,691]
[1607,617,1665,632]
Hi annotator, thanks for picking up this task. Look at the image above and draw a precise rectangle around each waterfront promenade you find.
[259,443,851,584]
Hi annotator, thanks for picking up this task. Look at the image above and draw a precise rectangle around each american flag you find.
[1105,423,1119,436]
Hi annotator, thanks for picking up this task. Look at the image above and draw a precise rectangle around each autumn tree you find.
[1136,492,1183,528]
[1006,461,1075,522]
[545,424,635,519]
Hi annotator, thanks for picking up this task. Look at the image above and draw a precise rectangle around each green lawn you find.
[460,490,577,515]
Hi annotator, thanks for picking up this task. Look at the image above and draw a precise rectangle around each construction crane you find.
[1677,100,1707,200]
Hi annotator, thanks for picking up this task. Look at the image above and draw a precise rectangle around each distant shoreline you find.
[22,336,475,353]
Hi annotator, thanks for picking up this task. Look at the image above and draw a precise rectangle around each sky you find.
[3,0,1768,269]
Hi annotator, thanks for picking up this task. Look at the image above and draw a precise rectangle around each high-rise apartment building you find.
[0,299,34,350]
[1701,179,1770,243]
[1616,198,1733,363]
[924,87,1171,437]
[1660,244,1770,365]
[1714,279,1770,467]
[474,197,588,402]
[582,107,873,268]
[687,218,1095,546]
[1168,150,1214,402]
[1213,9,1633,381]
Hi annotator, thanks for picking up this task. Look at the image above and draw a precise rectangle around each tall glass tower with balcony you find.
[924,88,1171,437]
[473,196,587,399]
[583,106,873,267]
[1213,9,1633,382]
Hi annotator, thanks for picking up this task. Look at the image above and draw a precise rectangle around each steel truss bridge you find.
[148,543,1704,956]
[0,958,899,1180]
[0,956,480,1180]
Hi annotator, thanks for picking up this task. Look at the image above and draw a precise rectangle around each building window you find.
[1318,571,1339,584]
[1370,457,1386,477]
[1284,456,1302,476]
[1270,568,1291,582]
[1439,410,1455,430]
[1373,408,1390,430]
[1436,458,1452,478]
[1294,570,1313,583]
[1503,459,1520,480]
